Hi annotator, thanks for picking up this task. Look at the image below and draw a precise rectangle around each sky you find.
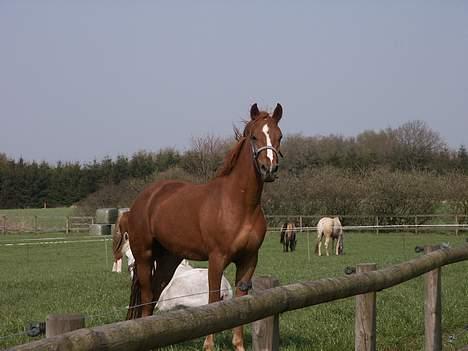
[1,1,467,164]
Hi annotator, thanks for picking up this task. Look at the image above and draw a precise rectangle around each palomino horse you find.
[111,211,134,273]
[315,217,344,256]
[127,103,284,351]
[280,222,297,252]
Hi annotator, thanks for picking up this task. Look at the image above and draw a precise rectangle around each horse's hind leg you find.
[324,236,330,256]
[152,253,182,309]
[135,257,155,317]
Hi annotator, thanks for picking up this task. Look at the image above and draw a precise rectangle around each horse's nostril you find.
[271,164,279,173]
[260,164,268,173]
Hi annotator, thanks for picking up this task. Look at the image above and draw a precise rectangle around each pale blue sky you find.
[1,1,467,163]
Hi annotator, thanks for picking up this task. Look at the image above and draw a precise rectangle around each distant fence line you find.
[1,214,467,234]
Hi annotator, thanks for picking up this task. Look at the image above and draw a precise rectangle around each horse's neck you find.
[223,140,264,209]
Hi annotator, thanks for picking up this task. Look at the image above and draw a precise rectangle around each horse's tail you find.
[126,265,142,320]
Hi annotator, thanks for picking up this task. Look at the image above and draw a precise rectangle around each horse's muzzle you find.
[260,164,278,182]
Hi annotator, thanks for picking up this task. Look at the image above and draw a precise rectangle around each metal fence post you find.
[455,215,459,236]
[375,216,379,235]
[415,215,418,235]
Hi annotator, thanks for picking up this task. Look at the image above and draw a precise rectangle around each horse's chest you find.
[229,223,264,255]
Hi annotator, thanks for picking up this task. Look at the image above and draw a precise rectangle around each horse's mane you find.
[216,112,272,178]
[216,137,247,177]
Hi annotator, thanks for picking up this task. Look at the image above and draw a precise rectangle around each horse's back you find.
[317,217,333,235]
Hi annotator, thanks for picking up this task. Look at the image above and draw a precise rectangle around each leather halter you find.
[250,139,282,174]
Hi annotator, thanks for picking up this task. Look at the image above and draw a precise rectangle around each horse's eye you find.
[251,136,257,141]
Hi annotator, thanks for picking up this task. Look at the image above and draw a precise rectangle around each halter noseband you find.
[250,139,282,174]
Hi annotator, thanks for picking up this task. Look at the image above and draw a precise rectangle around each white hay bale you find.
[95,208,118,224]
[89,224,112,236]
[118,208,130,216]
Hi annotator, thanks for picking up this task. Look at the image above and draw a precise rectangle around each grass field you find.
[0,208,74,217]
[0,208,76,234]
[1,230,467,350]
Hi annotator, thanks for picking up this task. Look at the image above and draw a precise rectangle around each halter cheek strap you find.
[250,139,282,161]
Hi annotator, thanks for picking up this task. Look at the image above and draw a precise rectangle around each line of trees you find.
[1,120,467,215]
[0,150,180,208]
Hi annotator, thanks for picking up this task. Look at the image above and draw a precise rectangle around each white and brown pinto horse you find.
[112,211,135,274]
[315,217,344,256]
[156,260,233,311]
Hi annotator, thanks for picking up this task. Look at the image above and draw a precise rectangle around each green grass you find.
[0,231,467,350]
[0,207,74,217]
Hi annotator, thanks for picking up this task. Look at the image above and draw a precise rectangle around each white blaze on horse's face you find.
[262,123,274,165]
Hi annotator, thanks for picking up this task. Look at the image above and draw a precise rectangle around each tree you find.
[391,120,446,170]
[181,135,230,182]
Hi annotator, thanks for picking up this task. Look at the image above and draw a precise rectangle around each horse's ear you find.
[272,103,283,123]
[250,103,260,120]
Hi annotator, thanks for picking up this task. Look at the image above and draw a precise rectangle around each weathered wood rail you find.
[13,243,468,351]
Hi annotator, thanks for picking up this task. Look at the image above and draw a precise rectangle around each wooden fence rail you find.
[14,243,468,351]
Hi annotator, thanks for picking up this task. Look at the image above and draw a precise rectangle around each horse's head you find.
[244,103,283,182]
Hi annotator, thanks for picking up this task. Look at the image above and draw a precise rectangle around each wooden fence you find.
[0,216,94,234]
[14,243,468,351]
[1,214,467,234]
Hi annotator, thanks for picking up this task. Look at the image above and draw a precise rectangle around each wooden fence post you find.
[252,276,280,351]
[46,314,85,337]
[34,215,38,233]
[2,216,6,234]
[415,215,419,235]
[375,216,379,235]
[66,216,70,234]
[355,263,377,351]
[424,245,442,351]
[455,215,459,236]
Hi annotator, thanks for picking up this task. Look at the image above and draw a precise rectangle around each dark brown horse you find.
[280,222,297,252]
[127,103,284,351]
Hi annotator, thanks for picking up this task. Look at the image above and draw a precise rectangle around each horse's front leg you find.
[203,254,226,351]
[232,254,258,351]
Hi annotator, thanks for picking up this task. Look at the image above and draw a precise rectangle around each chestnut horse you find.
[127,103,283,351]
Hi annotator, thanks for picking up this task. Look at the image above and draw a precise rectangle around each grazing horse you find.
[111,211,134,273]
[127,103,284,351]
[315,217,344,256]
[280,222,297,252]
